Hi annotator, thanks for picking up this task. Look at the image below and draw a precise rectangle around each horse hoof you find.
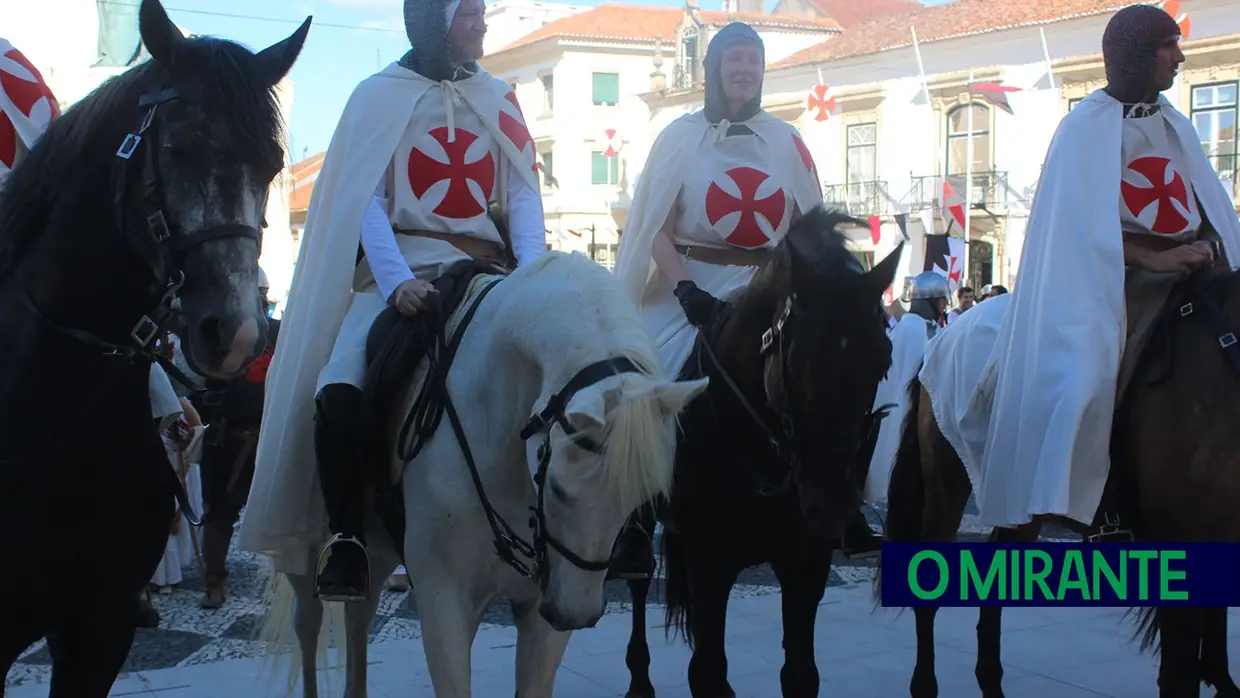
[624,690,655,698]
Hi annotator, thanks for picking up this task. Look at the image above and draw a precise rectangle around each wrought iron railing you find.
[1206,152,1239,198]
[906,171,1010,211]
[822,180,891,217]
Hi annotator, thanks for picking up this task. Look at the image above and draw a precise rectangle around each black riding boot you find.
[840,509,884,559]
[314,383,371,601]
[607,504,656,581]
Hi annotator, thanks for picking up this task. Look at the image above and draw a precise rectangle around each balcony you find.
[822,181,892,217]
[1206,153,1238,199]
[906,171,1010,211]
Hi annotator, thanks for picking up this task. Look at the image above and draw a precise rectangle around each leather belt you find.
[674,244,773,267]
[395,229,507,265]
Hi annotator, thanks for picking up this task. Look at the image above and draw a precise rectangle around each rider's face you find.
[448,0,487,64]
[1152,35,1185,93]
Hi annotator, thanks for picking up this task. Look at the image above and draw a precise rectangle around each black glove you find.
[674,280,728,329]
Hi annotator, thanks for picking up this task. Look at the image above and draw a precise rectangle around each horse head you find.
[0,0,310,380]
[725,206,901,538]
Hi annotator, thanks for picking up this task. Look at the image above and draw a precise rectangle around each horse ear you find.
[563,386,607,432]
[254,16,313,88]
[139,0,187,69]
[648,377,709,417]
[863,242,904,300]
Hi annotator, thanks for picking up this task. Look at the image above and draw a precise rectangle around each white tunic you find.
[1118,105,1202,241]
[643,127,799,377]
[865,313,938,505]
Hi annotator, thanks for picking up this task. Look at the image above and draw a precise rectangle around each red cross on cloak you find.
[0,46,59,173]
[0,112,15,171]
[705,167,787,248]
[1121,156,1191,235]
[407,127,496,219]
[498,91,537,175]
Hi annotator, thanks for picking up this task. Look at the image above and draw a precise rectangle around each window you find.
[946,103,992,175]
[589,242,619,270]
[539,150,554,187]
[591,151,619,185]
[592,72,620,106]
[1068,97,1083,111]
[1191,82,1238,193]
[846,123,877,185]
[679,30,699,88]
[541,74,554,112]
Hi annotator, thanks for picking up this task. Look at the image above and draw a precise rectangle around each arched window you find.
[946,103,992,175]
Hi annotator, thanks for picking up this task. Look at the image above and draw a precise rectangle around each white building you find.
[4,0,300,314]
[480,1,842,267]
[637,0,1240,294]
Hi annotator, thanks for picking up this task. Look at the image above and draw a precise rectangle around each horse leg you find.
[45,599,137,698]
[770,543,830,698]
[685,565,740,698]
[510,599,572,698]
[1157,606,1204,698]
[1199,607,1239,697]
[624,576,656,698]
[342,564,390,698]
[974,523,1040,698]
[288,572,325,698]
[418,580,481,698]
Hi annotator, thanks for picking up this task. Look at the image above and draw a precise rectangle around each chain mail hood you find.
[703,22,765,124]
[1102,4,1181,103]
[401,0,466,81]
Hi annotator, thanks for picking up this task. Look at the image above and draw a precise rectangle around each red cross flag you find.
[806,84,835,122]
[597,128,623,157]
[1161,0,1191,39]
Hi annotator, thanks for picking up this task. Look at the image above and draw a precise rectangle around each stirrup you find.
[313,533,372,602]
[1087,513,1134,543]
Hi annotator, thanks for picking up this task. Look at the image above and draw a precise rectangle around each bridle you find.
[1,86,265,523]
[397,276,648,589]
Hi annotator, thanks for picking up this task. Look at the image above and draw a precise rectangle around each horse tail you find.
[1129,606,1161,652]
[255,558,347,695]
[661,523,696,650]
[873,369,928,603]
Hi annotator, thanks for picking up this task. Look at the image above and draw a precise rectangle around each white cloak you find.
[238,62,537,574]
[0,37,59,181]
[922,89,1240,528]
[864,313,937,505]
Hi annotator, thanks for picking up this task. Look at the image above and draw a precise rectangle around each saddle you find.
[360,258,504,556]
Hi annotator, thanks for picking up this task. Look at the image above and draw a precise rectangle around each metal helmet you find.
[909,271,950,301]
[257,266,270,291]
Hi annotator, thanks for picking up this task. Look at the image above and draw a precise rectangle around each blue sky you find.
[162,0,954,162]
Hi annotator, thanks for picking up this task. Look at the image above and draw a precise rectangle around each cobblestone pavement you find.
[5,500,1081,688]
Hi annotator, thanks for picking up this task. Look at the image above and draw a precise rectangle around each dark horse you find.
[882,268,1240,698]
[0,1,308,694]
[622,207,902,698]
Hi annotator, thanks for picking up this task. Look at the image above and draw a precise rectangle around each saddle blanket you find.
[916,292,1013,494]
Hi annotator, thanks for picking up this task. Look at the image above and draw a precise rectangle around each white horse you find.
[258,251,708,698]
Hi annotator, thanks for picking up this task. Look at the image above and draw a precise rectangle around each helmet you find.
[909,271,950,301]
[257,267,270,291]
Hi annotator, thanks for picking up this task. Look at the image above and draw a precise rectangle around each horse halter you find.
[483,354,649,590]
[112,87,265,351]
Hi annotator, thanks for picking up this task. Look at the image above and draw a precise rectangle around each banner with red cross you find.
[805,84,836,122]
[1161,0,1191,39]
[0,38,60,179]
[597,128,623,157]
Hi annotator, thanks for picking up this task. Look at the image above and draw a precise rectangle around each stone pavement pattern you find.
[7,583,1239,697]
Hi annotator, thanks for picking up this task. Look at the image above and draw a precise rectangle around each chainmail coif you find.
[1102,4,1181,103]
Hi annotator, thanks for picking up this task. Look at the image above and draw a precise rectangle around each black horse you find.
[621,208,902,698]
[0,1,308,694]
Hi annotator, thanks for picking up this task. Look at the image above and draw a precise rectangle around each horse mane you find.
[509,252,675,506]
[0,35,286,279]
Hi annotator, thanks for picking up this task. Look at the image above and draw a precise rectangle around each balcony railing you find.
[1206,152,1238,198]
[907,171,1010,211]
[822,180,891,217]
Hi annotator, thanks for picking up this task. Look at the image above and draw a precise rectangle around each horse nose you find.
[193,312,261,376]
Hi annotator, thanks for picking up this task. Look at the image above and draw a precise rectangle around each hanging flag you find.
[939,178,966,233]
[867,215,882,245]
[894,212,911,242]
[806,84,836,122]
[1161,0,1191,39]
[596,128,623,157]
[967,81,1022,116]
[918,208,936,236]
[923,234,966,292]
[535,161,559,189]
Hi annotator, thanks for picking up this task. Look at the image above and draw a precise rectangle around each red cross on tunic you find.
[704,166,787,248]
[407,127,496,219]
[1121,156,1191,235]
[498,91,537,175]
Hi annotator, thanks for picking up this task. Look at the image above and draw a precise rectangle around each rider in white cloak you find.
[0,37,60,184]
[921,4,1240,534]
[863,271,948,517]
[238,0,544,601]
[607,23,826,576]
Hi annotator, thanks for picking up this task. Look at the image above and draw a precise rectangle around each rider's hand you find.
[674,280,728,329]
[1143,243,1215,275]
[389,278,437,317]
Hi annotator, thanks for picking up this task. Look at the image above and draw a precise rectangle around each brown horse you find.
[879,268,1240,698]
